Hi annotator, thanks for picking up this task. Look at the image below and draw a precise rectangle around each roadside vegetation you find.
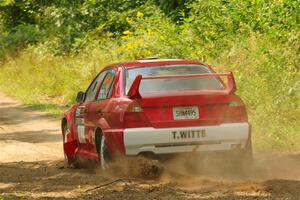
[0,0,299,150]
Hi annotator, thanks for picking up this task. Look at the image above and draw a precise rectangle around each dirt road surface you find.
[0,92,300,200]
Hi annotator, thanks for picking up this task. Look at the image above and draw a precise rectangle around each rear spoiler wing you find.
[127,72,236,99]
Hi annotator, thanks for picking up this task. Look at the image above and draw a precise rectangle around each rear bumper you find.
[123,122,250,155]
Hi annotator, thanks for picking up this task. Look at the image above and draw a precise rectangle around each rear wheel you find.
[241,139,253,166]
[95,129,113,170]
[232,139,253,169]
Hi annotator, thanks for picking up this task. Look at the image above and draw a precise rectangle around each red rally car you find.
[61,59,252,168]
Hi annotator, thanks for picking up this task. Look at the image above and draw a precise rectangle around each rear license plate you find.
[173,106,199,120]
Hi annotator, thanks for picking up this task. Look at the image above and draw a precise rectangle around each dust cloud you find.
[98,151,300,187]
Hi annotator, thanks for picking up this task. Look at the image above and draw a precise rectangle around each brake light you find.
[223,99,247,122]
[223,106,247,122]
[123,102,150,128]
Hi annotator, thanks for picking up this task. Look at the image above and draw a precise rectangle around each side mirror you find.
[76,91,85,103]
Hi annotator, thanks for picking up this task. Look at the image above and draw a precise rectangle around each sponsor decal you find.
[77,125,86,143]
[172,129,206,139]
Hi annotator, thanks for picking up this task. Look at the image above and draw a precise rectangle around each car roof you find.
[106,59,205,69]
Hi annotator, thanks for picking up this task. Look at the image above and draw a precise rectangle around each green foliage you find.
[187,0,299,51]
[154,0,192,22]
[0,24,41,59]
[0,0,299,150]
[0,0,146,55]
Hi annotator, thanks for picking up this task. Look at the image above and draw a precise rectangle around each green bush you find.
[0,24,41,61]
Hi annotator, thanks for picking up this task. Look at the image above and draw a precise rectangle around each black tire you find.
[95,130,113,170]
[232,139,253,169]
[242,139,253,166]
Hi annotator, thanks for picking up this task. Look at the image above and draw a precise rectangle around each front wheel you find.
[62,123,83,168]
[62,123,71,167]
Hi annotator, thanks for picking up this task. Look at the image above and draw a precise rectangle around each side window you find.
[85,71,107,102]
[97,69,115,100]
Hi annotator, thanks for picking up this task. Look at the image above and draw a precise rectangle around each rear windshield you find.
[125,65,222,94]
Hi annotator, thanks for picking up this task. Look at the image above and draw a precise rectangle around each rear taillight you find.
[123,102,150,128]
[223,100,247,122]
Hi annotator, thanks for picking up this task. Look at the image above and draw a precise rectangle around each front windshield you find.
[125,65,222,94]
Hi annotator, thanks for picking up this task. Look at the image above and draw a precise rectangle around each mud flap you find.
[64,140,78,164]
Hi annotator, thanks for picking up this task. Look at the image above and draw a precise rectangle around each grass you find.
[0,32,299,151]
